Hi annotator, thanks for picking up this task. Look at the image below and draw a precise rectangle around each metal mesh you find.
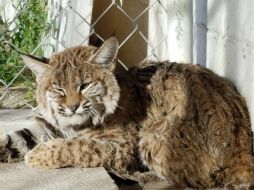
[0,0,168,109]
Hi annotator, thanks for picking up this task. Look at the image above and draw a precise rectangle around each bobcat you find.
[0,37,254,189]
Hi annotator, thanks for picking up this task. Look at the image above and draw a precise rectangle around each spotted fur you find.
[1,37,254,189]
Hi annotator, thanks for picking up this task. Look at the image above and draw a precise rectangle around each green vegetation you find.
[0,0,48,84]
[0,0,48,107]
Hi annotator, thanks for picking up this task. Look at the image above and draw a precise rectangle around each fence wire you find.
[0,0,168,109]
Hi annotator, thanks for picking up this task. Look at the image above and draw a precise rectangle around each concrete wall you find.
[207,0,254,127]
[165,0,193,63]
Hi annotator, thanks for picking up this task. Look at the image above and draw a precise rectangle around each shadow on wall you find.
[89,0,148,69]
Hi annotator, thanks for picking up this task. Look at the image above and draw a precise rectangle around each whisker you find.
[93,102,124,110]
[90,109,103,121]
[77,109,89,114]
[90,109,99,118]
[87,111,96,128]
[87,111,92,118]
[114,105,124,110]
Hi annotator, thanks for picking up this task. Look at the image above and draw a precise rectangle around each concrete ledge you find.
[0,109,118,190]
[0,109,35,132]
[0,162,118,190]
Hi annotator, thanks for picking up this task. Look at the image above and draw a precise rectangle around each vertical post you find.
[192,0,207,66]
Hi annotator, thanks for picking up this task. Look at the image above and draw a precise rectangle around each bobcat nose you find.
[69,104,79,113]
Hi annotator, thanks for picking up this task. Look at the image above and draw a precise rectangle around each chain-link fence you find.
[0,0,168,109]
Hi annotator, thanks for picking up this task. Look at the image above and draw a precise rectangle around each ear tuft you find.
[21,55,50,82]
[92,37,119,66]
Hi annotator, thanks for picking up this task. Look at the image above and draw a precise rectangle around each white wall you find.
[207,0,254,128]
[149,0,192,63]
[45,0,93,56]
[0,0,18,31]
[166,0,193,63]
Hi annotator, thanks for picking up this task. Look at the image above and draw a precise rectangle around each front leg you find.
[0,127,47,163]
[25,127,138,173]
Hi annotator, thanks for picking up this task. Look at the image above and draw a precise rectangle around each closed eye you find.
[52,82,66,96]
[53,88,66,96]
[79,83,90,93]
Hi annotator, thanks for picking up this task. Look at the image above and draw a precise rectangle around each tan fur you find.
[1,37,254,189]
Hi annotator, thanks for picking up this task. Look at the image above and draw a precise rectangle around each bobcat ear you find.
[92,37,119,67]
[21,55,50,82]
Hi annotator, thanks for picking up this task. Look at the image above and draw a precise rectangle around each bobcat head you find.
[22,37,120,128]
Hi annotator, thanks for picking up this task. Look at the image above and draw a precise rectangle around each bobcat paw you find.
[25,142,51,169]
[0,128,8,147]
[0,128,10,162]
[25,139,65,169]
[226,183,254,190]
